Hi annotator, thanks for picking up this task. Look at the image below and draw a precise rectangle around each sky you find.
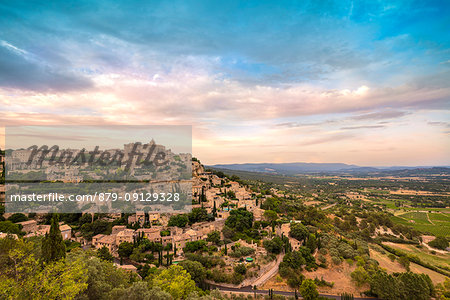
[0,0,449,166]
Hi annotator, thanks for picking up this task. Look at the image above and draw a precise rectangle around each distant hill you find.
[209,162,358,175]
[208,163,450,175]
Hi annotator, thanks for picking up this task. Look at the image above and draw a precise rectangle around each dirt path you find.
[426,213,434,225]
[321,203,337,210]
[421,241,447,254]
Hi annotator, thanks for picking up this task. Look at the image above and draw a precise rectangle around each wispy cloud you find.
[341,125,385,130]
[0,41,93,92]
[0,1,449,165]
[351,110,409,120]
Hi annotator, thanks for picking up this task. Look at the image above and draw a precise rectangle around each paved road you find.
[249,253,284,287]
[209,284,377,300]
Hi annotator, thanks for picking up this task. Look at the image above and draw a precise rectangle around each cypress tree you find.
[213,201,217,217]
[41,214,66,263]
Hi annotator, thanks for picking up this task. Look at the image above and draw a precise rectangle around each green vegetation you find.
[97,246,114,262]
[289,222,309,242]
[263,236,284,254]
[206,230,221,245]
[168,214,189,227]
[381,242,450,270]
[380,243,450,277]
[229,245,255,258]
[299,279,319,300]
[1,156,448,299]
[183,240,207,253]
[0,221,23,235]
[41,214,66,263]
[428,236,449,250]
[222,207,259,241]
[0,232,212,300]
[370,270,434,300]
[151,265,197,299]
[7,213,28,223]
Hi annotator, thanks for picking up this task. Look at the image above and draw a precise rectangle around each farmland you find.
[391,212,450,237]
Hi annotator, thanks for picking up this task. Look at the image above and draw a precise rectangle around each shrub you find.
[331,256,342,265]
[263,236,283,254]
[234,263,246,275]
[314,276,334,287]
[231,273,244,284]
[183,240,207,253]
[350,266,369,286]
[317,254,327,264]
[230,246,256,258]
[398,256,410,271]
[337,242,356,259]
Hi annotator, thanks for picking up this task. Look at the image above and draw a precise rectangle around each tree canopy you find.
[151,265,198,299]
[41,214,66,263]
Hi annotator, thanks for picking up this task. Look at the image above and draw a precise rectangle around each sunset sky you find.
[0,1,449,166]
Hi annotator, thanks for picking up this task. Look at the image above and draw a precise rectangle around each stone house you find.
[60,224,72,240]
[18,220,37,233]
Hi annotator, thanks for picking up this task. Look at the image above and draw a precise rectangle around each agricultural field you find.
[391,212,450,237]
[382,242,450,270]
[370,245,449,285]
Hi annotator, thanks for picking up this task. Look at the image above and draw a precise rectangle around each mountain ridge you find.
[208,162,450,175]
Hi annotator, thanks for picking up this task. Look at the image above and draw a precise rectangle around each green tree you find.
[7,213,28,223]
[109,282,171,300]
[188,208,208,224]
[41,214,66,263]
[287,273,304,289]
[369,270,403,300]
[97,246,114,262]
[168,214,189,228]
[263,236,284,254]
[428,236,449,250]
[397,272,434,300]
[305,234,317,252]
[350,266,369,286]
[179,260,206,284]
[0,239,87,300]
[263,210,278,223]
[29,259,88,299]
[151,265,197,299]
[0,221,22,235]
[226,190,236,199]
[206,231,221,245]
[398,256,410,271]
[290,222,309,243]
[183,240,207,253]
[79,213,93,225]
[234,263,246,275]
[225,208,253,232]
[67,251,139,300]
[118,242,134,259]
[212,201,217,217]
[299,279,319,300]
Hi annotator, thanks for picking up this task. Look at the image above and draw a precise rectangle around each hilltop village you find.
[2,157,292,286]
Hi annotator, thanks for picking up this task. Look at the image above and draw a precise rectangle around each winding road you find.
[249,253,284,287]
[209,284,378,300]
